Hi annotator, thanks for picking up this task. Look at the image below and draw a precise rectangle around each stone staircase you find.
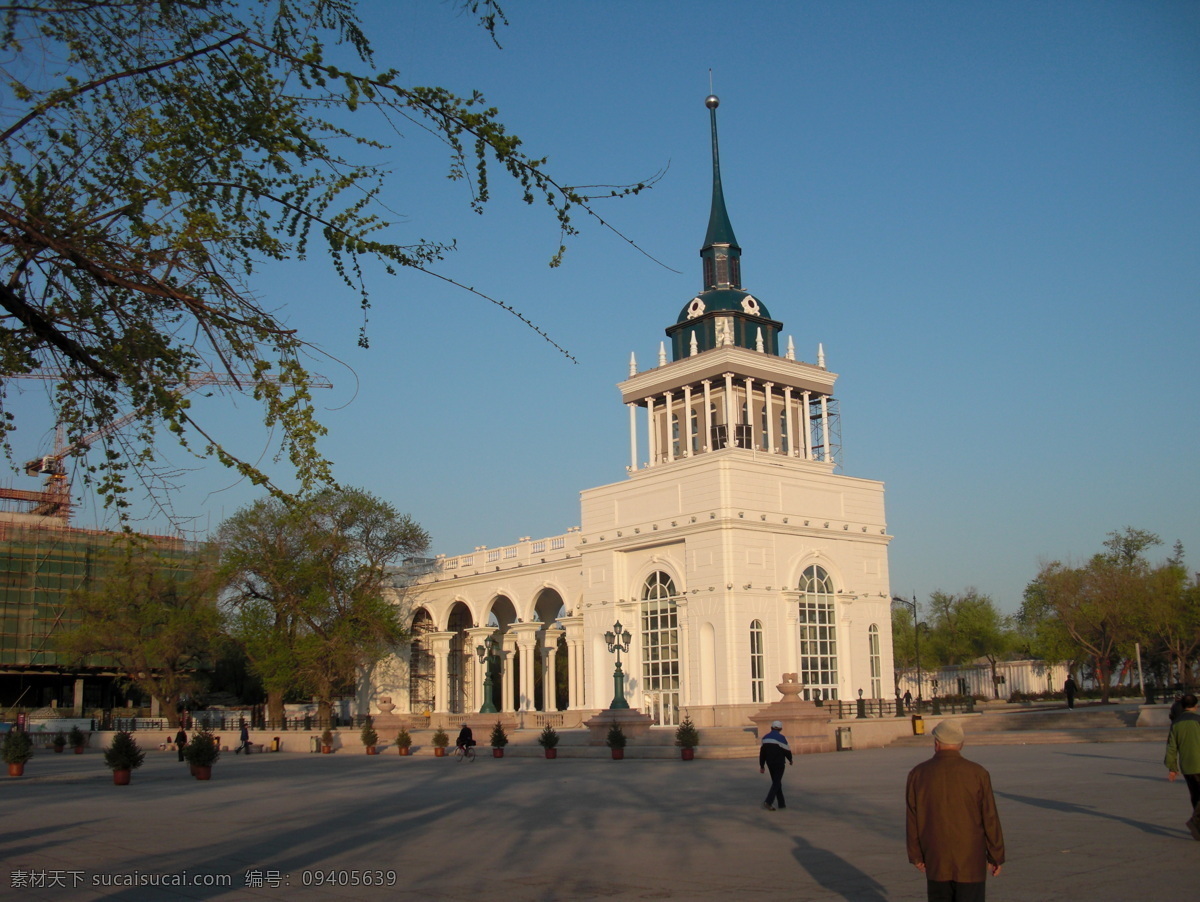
[889,702,1162,748]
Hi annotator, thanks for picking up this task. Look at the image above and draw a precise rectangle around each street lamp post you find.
[475,635,501,714]
[892,595,924,711]
[604,620,633,709]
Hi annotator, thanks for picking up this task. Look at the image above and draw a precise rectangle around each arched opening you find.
[641,571,680,725]
[797,565,838,701]
[408,608,435,715]
[485,596,517,712]
[750,620,765,703]
[868,624,882,700]
[533,589,567,711]
[446,602,472,714]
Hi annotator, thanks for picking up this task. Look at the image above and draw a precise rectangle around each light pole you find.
[892,595,924,710]
[604,620,633,709]
[475,635,501,714]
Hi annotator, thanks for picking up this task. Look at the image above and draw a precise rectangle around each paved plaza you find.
[1,739,1195,901]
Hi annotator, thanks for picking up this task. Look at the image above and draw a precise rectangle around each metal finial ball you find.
[705,94,720,109]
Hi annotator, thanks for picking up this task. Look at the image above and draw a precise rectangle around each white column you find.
[502,634,517,713]
[683,384,694,456]
[664,390,675,462]
[628,402,638,472]
[429,632,455,714]
[744,376,755,449]
[764,382,775,453]
[783,386,795,457]
[821,395,831,463]
[647,396,657,466]
[677,600,691,707]
[702,380,713,451]
[723,373,735,446]
[802,390,812,460]
[511,623,541,712]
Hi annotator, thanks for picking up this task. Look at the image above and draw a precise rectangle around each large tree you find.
[218,487,428,724]
[0,1,651,517]
[924,590,1015,698]
[56,537,219,725]
[1022,528,1163,702]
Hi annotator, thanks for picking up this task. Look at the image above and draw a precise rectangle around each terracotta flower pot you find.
[397,747,411,756]
[73,747,84,755]
[112,769,131,785]
[544,748,557,759]
[365,746,377,755]
[492,748,504,758]
[8,762,25,777]
[54,746,64,753]
[681,748,695,761]
[321,746,332,754]
[610,748,624,760]
[193,766,212,780]
[433,747,446,757]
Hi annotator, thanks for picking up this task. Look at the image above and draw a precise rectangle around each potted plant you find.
[537,723,560,759]
[3,728,34,777]
[361,719,378,755]
[432,728,449,757]
[395,728,412,756]
[102,730,145,785]
[183,730,220,780]
[52,733,66,753]
[490,721,508,758]
[68,725,86,754]
[605,722,627,760]
[675,714,700,761]
[320,727,334,754]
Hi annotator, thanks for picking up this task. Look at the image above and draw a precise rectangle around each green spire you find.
[701,94,741,290]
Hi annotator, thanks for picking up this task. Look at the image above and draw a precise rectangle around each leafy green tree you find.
[218,487,428,724]
[923,590,1015,698]
[0,1,651,516]
[56,538,219,725]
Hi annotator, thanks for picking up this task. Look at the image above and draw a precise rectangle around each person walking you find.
[906,720,1005,901]
[1164,693,1200,841]
[1064,675,1077,709]
[174,725,188,763]
[235,720,251,754]
[758,720,792,811]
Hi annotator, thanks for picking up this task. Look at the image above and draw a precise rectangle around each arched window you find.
[750,620,765,703]
[641,572,680,725]
[868,624,881,700]
[797,565,838,701]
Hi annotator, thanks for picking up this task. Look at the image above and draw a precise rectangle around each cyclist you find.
[455,725,477,755]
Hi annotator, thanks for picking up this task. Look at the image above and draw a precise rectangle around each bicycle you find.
[453,743,476,763]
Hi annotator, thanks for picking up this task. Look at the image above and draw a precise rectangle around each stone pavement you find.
[1,740,1195,901]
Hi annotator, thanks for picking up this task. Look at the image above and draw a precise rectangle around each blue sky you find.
[6,1,1199,614]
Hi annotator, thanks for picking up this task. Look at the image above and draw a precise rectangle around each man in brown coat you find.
[906,719,1005,902]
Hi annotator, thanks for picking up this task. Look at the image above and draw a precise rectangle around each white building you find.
[369,97,896,729]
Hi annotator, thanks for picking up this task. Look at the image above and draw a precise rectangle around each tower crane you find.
[0,371,332,525]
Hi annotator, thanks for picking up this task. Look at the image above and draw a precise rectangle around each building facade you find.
[369,97,895,728]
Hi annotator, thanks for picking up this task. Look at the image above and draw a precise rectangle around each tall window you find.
[797,565,838,700]
[670,413,681,458]
[779,409,789,454]
[641,571,680,725]
[750,620,765,703]
[690,405,700,453]
[868,624,882,699]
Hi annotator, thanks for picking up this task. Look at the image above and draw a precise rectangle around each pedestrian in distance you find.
[758,719,792,811]
[1164,693,1200,841]
[174,725,187,763]
[1064,675,1077,709]
[903,690,913,712]
[235,720,250,754]
[906,719,1005,902]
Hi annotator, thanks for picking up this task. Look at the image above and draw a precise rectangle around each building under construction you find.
[0,510,206,713]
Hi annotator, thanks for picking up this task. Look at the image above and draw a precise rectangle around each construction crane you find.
[0,371,332,525]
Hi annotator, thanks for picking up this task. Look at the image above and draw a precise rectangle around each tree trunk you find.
[267,689,285,727]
